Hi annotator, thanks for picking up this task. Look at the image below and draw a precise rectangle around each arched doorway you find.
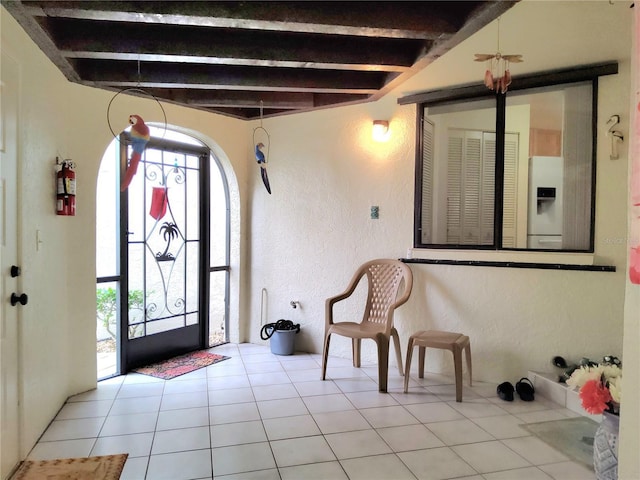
[96,126,232,379]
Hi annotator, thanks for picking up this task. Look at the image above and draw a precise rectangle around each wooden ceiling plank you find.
[189,99,307,109]
[74,60,387,92]
[137,89,369,110]
[23,0,473,39]
[199,106,292,119]
[45,17,421,71]
[182,91,314,109]
[61,51,410,73]
[92,81,378,96]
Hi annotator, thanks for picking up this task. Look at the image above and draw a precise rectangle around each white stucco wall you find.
[1,0,638,476]
[243,1,639,474]
[0,7,250,455]
[244,3,638,471]
[247,0,630,375]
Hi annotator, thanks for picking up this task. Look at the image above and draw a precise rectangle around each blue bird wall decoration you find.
[255,142,271,194]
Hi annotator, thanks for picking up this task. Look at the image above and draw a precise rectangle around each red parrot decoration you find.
[121,114,150,191]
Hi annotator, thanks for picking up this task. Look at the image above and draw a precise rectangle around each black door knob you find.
[10,265,21,277]
[10,293,28,306]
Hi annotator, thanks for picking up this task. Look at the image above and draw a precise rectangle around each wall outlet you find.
[370,206,379,219]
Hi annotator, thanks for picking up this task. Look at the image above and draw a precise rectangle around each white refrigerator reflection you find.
[527,156,563,249]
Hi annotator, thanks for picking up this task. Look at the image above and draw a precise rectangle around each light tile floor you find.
[25,343,595,480]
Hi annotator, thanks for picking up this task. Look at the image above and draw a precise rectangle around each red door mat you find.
[133,351,230,380]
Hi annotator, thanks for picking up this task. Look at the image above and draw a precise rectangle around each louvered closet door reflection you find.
[481,132,496,245]
[447,129,483,245]
[446,129,518,246]
[447,132,463,244]
[421,118,435,244]
[502,134,519,248]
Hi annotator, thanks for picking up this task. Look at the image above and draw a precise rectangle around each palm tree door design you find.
[120,135,211,371]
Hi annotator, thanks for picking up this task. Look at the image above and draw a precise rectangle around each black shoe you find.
[552,356,568,368]
[515,377,535,401]
[497,382,514,401]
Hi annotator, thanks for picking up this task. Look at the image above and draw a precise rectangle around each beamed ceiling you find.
[3,1,518,120]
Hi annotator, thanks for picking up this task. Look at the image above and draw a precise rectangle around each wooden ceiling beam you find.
[76,60,386,94]
[198,106,292,120]
[144,90,317,109]
[93,81,378,95]
[46,17,422,72]
[47,18,420,72]
[130,88,371,111]
[22,0,475,39]
[184,91,369,109]
[63,52,411,73]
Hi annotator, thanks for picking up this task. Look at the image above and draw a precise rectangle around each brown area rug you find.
[13,454,128,480]
[133,350,230,380]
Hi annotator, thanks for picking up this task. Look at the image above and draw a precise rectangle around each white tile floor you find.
[25,343,596,480]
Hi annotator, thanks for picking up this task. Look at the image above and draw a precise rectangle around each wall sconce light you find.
[372,120,390,142]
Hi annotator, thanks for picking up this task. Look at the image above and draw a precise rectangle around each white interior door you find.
[0,51,22,479]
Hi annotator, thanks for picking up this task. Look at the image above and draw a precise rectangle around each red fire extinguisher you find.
[56,160,76,216]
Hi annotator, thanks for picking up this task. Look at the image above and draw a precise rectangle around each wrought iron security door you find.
[120,135,210,370]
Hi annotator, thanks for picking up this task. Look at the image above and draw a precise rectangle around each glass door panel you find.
[209,155,230,346]
[123,137,209,370]
[209,270,228,346]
